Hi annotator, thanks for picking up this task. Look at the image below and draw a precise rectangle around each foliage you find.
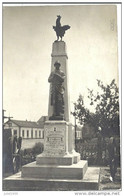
[20,142,44,166]
[72,79,120,136]
[32,142,44,155]
[75,137,120,166]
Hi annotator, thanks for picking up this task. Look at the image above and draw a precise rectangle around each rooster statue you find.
[53,15,71,41]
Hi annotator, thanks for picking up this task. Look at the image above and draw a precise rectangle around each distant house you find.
[74,123,96,140]
[4,116,48,139]
[76,126,83,140]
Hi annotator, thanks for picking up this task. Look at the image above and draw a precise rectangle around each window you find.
[14,130,17,135]
[35,130,37,138]
[31,129,33,138]
[27,130,29,138]
[22,130,25,138]
[42,130,44,139]
[76,131,82,139]
[39,130,41,138]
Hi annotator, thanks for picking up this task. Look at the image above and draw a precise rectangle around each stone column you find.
[48,41,70,122]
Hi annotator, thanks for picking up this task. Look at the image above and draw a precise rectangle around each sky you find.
[3,4,120,123]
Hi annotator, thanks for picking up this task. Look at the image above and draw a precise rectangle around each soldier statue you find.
[48,61,65,120]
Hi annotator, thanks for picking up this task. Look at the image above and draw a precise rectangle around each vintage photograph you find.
[2,2,121,192]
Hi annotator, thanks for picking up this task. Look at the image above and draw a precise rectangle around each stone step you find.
[36,152,80,165]
[22,160,88,180]
[3,167,100,191]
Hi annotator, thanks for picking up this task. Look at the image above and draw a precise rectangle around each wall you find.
[21,138,44,150]
[20,127,44,139]
[4,122,44,139]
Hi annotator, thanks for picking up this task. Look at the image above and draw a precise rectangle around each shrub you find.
[32,142,44,156]
[20,142,44,166]
[75,137,120,166]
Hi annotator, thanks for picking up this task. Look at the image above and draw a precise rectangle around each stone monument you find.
[3,16,100,191]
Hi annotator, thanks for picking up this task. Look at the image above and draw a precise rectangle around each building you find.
[4,116,48,139]
[76,126,83,140]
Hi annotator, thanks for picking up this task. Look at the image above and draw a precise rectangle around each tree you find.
[72,79,120,136]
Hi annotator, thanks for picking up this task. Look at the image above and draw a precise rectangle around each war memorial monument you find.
[3,16,100,191]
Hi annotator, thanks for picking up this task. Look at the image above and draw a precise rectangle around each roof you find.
[5,119,44,128]
[37,116,48,122]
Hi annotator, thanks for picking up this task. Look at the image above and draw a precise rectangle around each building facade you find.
[4,118,46,139]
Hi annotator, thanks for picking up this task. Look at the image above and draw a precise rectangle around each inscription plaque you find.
[44,127,65,156]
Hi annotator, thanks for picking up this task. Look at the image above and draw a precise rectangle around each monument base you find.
[3,167,100,191]
[36,151,80,165]
[21,160,88,179]
[3,119,100,190]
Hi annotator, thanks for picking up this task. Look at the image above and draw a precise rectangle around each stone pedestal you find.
[21,160,88,180]
[43,121,71,156]
[42,121,76,155]
[22,121,83,180]
[36,121,80,164]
